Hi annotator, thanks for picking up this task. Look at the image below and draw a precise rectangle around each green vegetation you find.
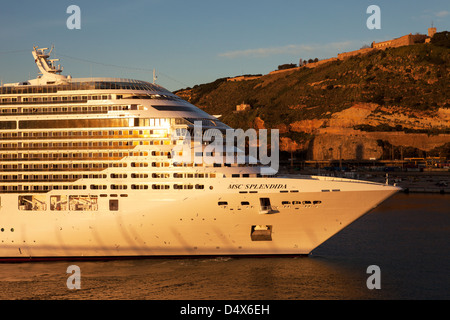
[277,63,297,70]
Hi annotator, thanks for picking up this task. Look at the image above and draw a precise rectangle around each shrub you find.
[431,31,450,48]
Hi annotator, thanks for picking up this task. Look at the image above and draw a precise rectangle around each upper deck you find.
[0,47,223,124]
[0,78,173,96]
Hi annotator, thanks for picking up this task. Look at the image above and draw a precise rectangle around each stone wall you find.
[308,133,383,160]
[372,34,427,49]
[337,48,374,60]
[308,130,450,160]
[304,57,338,68]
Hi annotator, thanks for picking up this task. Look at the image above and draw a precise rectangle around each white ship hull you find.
[0,177,399,261]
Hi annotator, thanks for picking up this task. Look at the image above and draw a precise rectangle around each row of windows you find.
[0,79,172,95]
[151,151,171,157]
[0,129,168,139]
[281,200,322,206]
[1,139,171,150]
[0,95,107,105]
[1,162,126,171]
[113,184,206,190]
[18,195,98,211]
[219,201,248,206]
[0,174,106,181]
[0,95,172,107]
[218,200,323,206]
[0,172,219,181]
[0,134,172,147]
[0,151,148,161]
[0,101,117,113]
[0,142,171,152]
[0,103,152,116]
[2,185,87,192]
[1,183,207,193]
[173,173,217,178]
[0,78,172,95]
[174,184,205,190]
[128,172,216,179]
[119,93,182,102]
[2,141,133,149]
[16,194,125,212]
[110,184,128,190]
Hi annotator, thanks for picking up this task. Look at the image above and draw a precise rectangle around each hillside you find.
[175,42,450,161]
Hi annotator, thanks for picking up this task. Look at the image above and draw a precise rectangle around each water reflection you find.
[0,193,448,300]
[0,256,386,300]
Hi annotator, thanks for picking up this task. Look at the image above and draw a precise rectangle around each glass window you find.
[109,199,119,211]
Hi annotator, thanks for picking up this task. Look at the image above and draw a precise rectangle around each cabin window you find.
[259,198,271,209]
[109,199,119,211]
[18,195,47,211]
[69,195,98,211]
[50,195,68,211]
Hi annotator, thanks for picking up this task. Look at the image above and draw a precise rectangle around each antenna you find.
[30,45,68,84]
[153,69,157,84]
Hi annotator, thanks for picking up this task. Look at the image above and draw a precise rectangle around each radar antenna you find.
[30,45,68,85]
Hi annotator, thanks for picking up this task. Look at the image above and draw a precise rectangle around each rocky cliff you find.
[175,42,450,160]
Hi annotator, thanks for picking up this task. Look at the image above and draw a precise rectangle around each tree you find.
[277,63,297,70]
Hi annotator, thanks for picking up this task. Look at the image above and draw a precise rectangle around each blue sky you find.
[1,0,449,91]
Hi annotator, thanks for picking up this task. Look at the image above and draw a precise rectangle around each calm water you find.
[0,193,449,300]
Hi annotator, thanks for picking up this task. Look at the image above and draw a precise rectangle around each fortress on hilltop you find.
[337,26,438,60]
[265,26,440,75]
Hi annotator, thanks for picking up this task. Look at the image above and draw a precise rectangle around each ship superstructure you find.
[0,47,400,261]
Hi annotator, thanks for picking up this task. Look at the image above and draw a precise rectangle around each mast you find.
[30,46,68,85]
[153,69,157,84]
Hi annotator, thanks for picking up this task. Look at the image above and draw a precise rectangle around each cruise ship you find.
[0,46,400,261]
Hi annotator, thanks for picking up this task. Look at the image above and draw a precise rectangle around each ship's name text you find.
[228,183,287,190]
